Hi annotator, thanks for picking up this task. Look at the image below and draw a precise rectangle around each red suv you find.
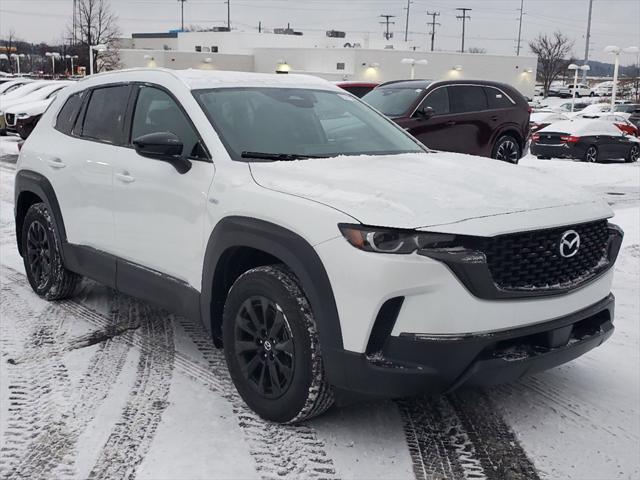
[362,80,531,163]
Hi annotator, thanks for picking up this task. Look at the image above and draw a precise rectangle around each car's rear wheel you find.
[492,135,521,164]
[584,145,599,163]
[223,265,334,423]
[589,92,595,97]
[21,203,81,300]
[626,145,639,163]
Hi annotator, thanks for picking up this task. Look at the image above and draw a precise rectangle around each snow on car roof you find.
[530,111,568,122]
[83,68,340,92]
[538,118,625,136]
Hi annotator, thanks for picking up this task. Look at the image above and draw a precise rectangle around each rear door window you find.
[449,85,488,114]
[421,87,450,115]
[55,91,85,135]
[81,85,130,144]
[484,87,514,109]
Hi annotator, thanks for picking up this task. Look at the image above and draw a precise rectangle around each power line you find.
[516,0,524,55]
[178,0,186,30]
[403,0,413,42]
[455,7,472,53]
[426,11,440,52]
[379,14,395,41]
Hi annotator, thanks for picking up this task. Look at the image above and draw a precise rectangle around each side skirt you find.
[63,243,201,321]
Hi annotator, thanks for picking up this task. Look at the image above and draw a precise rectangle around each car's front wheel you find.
[21,203,81,300]
[626,145,639,163]
[223,265,334,423]
[492,135,521,164]
[584,145,599,163]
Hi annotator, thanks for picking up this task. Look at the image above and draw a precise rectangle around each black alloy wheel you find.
[584,145,598,163]
[626,145,639,163]
[493,135,521,163]
[233,295,295,399]
[26,220,51,289]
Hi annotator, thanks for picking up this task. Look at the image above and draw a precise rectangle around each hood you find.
[250,152,611,235]
[5,98,51,117]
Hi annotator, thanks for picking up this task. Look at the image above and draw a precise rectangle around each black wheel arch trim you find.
[14,169,68,257]
[201,216,345,383]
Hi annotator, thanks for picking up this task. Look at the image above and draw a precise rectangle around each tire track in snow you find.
[87,295,175,480]
[178,317,339,480]
[0,280,75,480]
[397,393,539,480]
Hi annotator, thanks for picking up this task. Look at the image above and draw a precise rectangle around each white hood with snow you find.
[250,152,612,235]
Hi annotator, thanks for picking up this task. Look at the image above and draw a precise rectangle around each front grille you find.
[5,113,16,126]
[481,220,609,291]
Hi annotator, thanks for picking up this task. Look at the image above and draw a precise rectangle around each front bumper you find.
[327,294,614,397]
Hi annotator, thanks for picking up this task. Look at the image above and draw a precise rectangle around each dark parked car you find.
[361,79,530,163]
[531,119,639,163]
[335,81,379,98]
[629,110,640,129]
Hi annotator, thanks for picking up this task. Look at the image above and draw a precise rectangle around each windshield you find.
[194,87,424,161]
[361,87,425,117]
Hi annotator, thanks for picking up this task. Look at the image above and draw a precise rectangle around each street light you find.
[89,44,107,75]
[567,64,590,112]
[400,58,428,80]
[604,45,640,111]
[65,54,79,75]
[45,52,61,76]
[10,53,26,75]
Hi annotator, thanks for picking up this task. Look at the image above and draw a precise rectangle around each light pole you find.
[400,58,428,80]
[45,52,60,76]
[604,46,640,112]
[89,44,107,75]
[567,64,590,112]
[65,54,79,76]
[10,53,26,75]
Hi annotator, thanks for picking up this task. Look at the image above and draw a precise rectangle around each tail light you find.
[531,133,540,142]
[560,135,580,143]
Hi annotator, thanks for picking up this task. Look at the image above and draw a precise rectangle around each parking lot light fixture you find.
[45,52,60,76]
[604,46,638,112]
[10,53,26,75]
[401,58,427,79]
[65,54,79,75]
[89,44,108,75]
[568,64,590,112]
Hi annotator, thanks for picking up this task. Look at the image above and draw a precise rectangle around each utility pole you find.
[456,8,472,53]
[72,0,77,45]
[516,0,524,55]
[225,0,231,30]
[404,0,413,42]
[583,0,594,81]
[427,11,440,52]
[178,0,186,31]
[379,14,396,41]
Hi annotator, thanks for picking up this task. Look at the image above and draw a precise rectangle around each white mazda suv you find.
[14,69,623,422]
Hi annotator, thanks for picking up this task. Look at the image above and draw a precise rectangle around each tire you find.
[492,135,521,164]
[223,265,334,423]
[575,92,581,98]
[590,92,595,97]
[21,203,81,300]
[584,145,598,163]
[626,145,640,163]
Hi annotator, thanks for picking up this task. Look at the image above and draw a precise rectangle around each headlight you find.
[16,113,30,119]
[339,224,456,254]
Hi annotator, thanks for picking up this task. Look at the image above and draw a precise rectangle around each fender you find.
[490,122,526,150]
[14,169,68,257]
[201,216,347,386]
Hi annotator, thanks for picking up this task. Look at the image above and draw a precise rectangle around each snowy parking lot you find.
[0,135,638,480]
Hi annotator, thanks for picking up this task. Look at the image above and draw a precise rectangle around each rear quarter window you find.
[55,91,84,135]
[484,87,515,109]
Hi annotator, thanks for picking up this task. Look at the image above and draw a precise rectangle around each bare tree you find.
[529,32,574,97]
[1,30,17,73]
[467,47,487,54]
[73,0,121,73]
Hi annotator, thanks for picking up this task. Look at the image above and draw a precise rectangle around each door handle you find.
[47,158,66,169]
[490,115,499,121]
[446,121,456,126]
[115,171,135,184]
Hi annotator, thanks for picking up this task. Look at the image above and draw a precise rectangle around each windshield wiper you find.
[241,151,329,161]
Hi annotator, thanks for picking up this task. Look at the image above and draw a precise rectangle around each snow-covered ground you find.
[0,136,638,480]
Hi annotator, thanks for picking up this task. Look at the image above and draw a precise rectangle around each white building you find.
[117,30,537,97]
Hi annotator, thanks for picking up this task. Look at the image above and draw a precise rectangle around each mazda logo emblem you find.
[559,230,580,258]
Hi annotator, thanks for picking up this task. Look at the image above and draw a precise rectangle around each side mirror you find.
[132,132,192,174]
[415,106,435,119]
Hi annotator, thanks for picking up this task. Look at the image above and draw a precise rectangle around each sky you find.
[1,0,639,64]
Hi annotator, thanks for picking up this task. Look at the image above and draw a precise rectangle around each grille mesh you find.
[481,220,609,291]
[5,113,15,126]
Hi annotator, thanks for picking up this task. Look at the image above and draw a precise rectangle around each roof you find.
[79,68,340,92]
